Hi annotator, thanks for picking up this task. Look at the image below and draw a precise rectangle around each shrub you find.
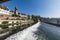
[12,21,14,26]
[16,21,19,25]
[12,14,20,17]
[0,24,8,29]
[2,21,8,24]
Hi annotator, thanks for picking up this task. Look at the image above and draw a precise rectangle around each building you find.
[0,5,10,15]
[14,7,18,15]
[19,13,28,20]
[0,5,11,20]
[10,7,19,16]
[0,4,28,20]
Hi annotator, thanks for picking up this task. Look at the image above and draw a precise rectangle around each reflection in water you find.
[5,22,49,40]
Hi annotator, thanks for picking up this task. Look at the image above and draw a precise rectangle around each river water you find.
[5,22,60,40]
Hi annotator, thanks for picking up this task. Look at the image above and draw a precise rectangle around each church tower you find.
[15,7,18,15]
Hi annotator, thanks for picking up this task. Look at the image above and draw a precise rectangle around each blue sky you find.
[2,0,60,18]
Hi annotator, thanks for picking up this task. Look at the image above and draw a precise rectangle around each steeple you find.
[14,6,18,15]
[15,7,18,10]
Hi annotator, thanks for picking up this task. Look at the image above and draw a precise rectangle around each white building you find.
[0,8,10,15]
[0,5,11,15]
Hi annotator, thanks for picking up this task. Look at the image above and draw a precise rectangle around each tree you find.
[31,15,38,23]
[2,21,8,24]
[12,14,20,17]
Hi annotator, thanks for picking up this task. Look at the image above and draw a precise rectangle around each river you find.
[5,22,60,40]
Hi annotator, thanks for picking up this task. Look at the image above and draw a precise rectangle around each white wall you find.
[0,8,10,15]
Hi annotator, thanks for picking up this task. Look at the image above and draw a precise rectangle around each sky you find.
[2,0,60,18]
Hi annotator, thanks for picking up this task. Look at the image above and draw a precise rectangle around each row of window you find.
[0,9,10,14]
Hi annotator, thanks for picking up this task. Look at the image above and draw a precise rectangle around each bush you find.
[16,21,19,25]
[12,21,14,26]
[2,21,8,24]
[0,24,8,29]
[12,14,20,17]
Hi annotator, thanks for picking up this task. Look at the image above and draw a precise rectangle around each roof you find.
[0,0,10,3]
[21,13,26,15]
[0,5,9,10]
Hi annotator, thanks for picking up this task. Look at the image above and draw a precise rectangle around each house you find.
[0,5,11,20]
[19,13,28,19]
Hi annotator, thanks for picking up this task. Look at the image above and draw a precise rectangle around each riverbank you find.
[0,21,37,40]
[5,22,40,40]
[44,22,60,27]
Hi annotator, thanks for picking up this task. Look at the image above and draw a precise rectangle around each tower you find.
[15,7,18,15]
